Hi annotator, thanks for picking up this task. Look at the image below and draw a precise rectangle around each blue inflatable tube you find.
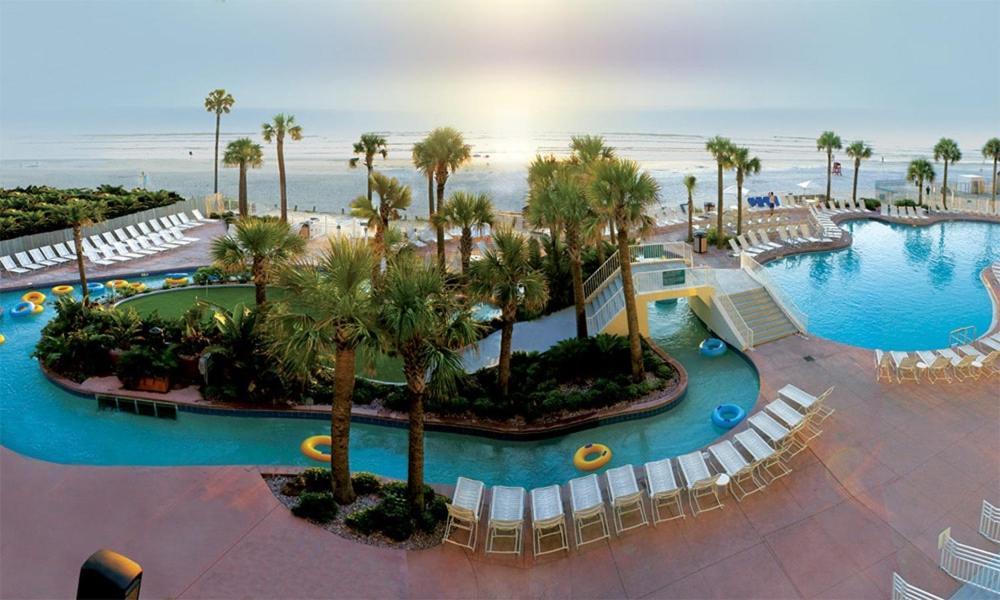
[164,272,189,280]
[10,301,34,318]
[699,337,727,357]
[712,404,746,429]
[87,282,105,293]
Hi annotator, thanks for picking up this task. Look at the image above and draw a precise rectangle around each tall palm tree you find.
[816,131,842,206]
[266,238,375,505]
[376,256,479,512]
[730,147,761,235]
[58,198,104,302]
[210,217,306,307]
[590,158,660,381]
[223,138,263,218]
[933,138,962,210]
[204,89,235,196]
[350,172,411,282]
[906,159,935,206]
[261,114,303,223]
[683,175,697,243]
[418,127,472,270]
[705,136,733,247]
[349,133,389,207]
[570,135,616,245]
[844,141,873,205]
[436,191,495,275]
[411,141,435,225]
[469,228,548,397]
[983,138,1000,208]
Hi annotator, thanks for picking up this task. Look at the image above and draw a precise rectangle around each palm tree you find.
[934,138,962,210]
[376,256,479,512]
[683,175,697,243]
[906,159,935,206]
[437,191,495,275]
[349,133,389,207]
[844,141,873,206]
[267,238,375,505]
[705,136,733,247]
[350,172,411,282]
[58,198,104,301]
[590,158,660,381]
[730,147,761,236]
[816,131,842,206]
[418,127,472,270]
[983,138,1000,208]
[411,141,435,226]
[469,228,548,396]
[261,114,303,223]
[210,217,306,307]
[223,138,263,217]
[570,135,616,245]
[204,89,235,196]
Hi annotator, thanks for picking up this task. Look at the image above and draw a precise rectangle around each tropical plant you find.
[56,198,104,301]
[729,147,761,235]
[349,133,389,206]
[589,158,660,381]
[906,159,935,206]
[933,138,962,210]
[267,238,376,504]
[210,217,306,307]
[200,302,287,404]
[705,136,734,248]
[205,89,235,196]
[436,191,495,275]
[844,141,873,205]
[683,175,697,243]
[416,127,472,270]
[984,138,1000,207]
[223,138,264,217]
[261,114,303,223]
[469,228,549,396]
[350,172,411,282]
[816,131,842,205]
[411,141,435,231]
[570,135,616,245]
[375,256,480,512]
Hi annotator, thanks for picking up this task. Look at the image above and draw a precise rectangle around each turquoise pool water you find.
[0,277,757,488]
[765,219,1000,351]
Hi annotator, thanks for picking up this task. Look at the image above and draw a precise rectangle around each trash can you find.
[693,231,708,254]
[77,549,142,600]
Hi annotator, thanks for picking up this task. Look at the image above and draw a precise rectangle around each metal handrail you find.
[584,242,695,303]
[740,253,809,333]
[981,500,1000,544]
[891,573,943,600]
[583,251,622,301]
[938,528,1000,593]
[698,268,754,350]
[949,325,977,348]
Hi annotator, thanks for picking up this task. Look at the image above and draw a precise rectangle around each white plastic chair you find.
[530,484,569,557]
[605,465,648,535]
[708,440,765,501]
[486,485,525,555]
[568,474,610,549]
[443,476,485,551]
[643,458,684,524]
[677,451,723,516]
[734,428,791,483]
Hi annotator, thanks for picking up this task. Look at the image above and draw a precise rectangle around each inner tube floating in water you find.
[0,334,5,345]
[165,273,189,286]
[10,302,35,318]
[573,443,612,471]
[130,282,147,292]
[699,337,727,357]
[300,435,333,462]
[52,285,74,296]
[712,404,746,429]
[22,291,46,305]
[87,282,105,293]
[32,304,44,314]
[107,279,130,289]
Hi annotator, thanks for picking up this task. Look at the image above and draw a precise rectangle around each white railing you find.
[585,287,626,334]
[740,253,809,333]
[891,573,943,600]
[949,325,977,348]
[938,528,1000,593]
[981,500,1000,543]
[629,242,693,267]
[699,268,754,350]
[583,251,622,301]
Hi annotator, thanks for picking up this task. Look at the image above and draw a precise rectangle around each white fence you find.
[740,253,809,333]
[891,573,943,600]
[981,500,1000,544]
[938,528,1000,593]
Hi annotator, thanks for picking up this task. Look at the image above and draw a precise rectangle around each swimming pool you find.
[0,277,758,489]
[765,219,1000,351]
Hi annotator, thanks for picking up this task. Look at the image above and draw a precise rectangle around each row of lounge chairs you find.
[442,384,834,557]
[0,211,211,276]
[727,223,831,257]
[818,198,868,214]
[875,334,1000,383]
[926,197,1000,216]
[880,204,929,220]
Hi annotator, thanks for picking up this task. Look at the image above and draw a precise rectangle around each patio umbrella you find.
[797,180,814,190]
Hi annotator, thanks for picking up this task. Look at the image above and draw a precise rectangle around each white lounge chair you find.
[798,223,822,243]
[643,458,684,524]
[766,397,820,442]
[486,485,525,555]
[605,465,648,535]
[14,251,44,270]
[28,248,57,266]
[192,209,213,222]
[728,238,748,257]
[890,351,920,383]
[748,411,803,459]
[973,351,1000,379]
[677,451,723,516]
[40,246,70,263]
[778,384,835,422]
[167,227,198,244]
[170,213,195,229]
[751,230,781,250]
[530,484,569,557]
[734,428,791,483]
[443,476,485,551]
[708,440,765,501]
[875,349,895,382]
[568,474,610,548]
[1,255,29,274]
[54,242,76,259]
[916,351,951,383]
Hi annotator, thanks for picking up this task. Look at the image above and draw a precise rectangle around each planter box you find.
[131,376,171,394]
[178,354,201,381]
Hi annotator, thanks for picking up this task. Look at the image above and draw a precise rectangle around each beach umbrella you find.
[797,180,814,189]
[723,184,751,196]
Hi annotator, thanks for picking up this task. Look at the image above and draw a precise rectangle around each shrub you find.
[351,472,381,495]
[376,490,415,541]
[705,227,729,246]
[193,266,225,286]
[862,198,880,211]
[894,198,918,207]
[344,507,378,535]
[301,467,331,493]
[292,492,337,523]
[115,345,178,388]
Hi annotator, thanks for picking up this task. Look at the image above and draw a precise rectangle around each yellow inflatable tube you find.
[573,443,612,471]
[300,435,333,462]
[107,279,130,289]
[22,291,46,304]
[52,285,74,296]
[0,334,6,345]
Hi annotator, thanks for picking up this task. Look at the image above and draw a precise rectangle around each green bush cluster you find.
[862,198,881,211]
[704,227,729,246]
[893,198,919,207]
[0,185,184,240]
[292,492,338,523]
[351,472,382,495]
[344,482,447,541]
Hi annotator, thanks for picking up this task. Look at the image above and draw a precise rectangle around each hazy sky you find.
[1,0,997,140]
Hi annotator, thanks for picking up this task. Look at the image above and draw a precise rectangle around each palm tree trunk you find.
[460,227,472,275]
[373,225,386,284]
[567,228,587,338]
[616,220,643,382]
[330,343,357,504]
[992,157,997,208]
[942,161,949,210]
[715,163,724,248]
[736,172,744,236]
[426,173,434,217]
[238,163,248,217]
[826,149,833,206]
[252,257,266,307]
[277,137,287,223]
[917,179,923,206]
[213,113,221,195]
[686,193,693,243]
[498,312,515,396]
[435,174,447,271]
[852,158,860,204]
[367,162,374,207]
[74,225,88,302]
[404,359,426,513]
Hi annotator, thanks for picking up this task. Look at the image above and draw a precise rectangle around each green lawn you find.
[121,285,406,383]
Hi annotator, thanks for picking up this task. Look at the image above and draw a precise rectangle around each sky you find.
[0,0,997,143]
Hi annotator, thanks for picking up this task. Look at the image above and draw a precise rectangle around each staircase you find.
[727,288,799,345]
